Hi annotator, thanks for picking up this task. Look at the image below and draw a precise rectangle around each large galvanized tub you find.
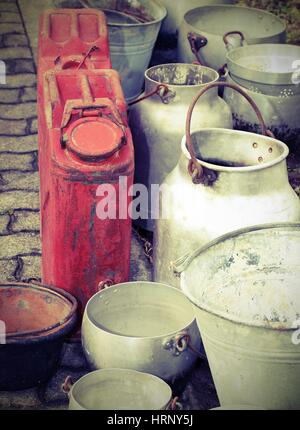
[175,223,300,410]
[82,282,201,384]
[177,5,286,70]
[65,369,173,410]
[89,0,167,102]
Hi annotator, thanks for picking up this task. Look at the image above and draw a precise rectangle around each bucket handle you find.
[185,81,274,184]
[223,31,245,49]
[98,279,115,291]
[187,32,208,66]
[62,375,74,396]
[128,84,176,107]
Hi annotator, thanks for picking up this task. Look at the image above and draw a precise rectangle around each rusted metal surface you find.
[40,69,134,315]
[0,282,77,391]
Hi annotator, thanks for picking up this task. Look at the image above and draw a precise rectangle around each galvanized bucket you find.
[177,5,286,70]
[174,223,300,410]
[82,281,201,383]
[64,369,173,410]
[226,44,300,96]
[88,0,167,102]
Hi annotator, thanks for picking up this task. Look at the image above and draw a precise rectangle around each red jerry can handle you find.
[60,98,127,162]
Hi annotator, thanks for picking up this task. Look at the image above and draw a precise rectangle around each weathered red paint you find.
[40,69,134,314]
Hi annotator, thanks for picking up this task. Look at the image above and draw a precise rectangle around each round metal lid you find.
[66,117,125,162]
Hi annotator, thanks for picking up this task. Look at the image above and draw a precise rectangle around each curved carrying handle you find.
[187,32,208,66]
[223,31,245,48]
[185,81,274,184]
[62,376,74,395]
[98,278,114,292]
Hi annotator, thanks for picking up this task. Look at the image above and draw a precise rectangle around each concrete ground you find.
[0,0,300,410]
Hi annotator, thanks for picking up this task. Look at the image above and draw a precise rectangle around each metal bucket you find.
[174,223,300,410]
[226,44,300,96]
[88,0,167,102]
[177,5,286,70]
[65,369,173,410]
[223,73,300,149]
[82,282,201,383]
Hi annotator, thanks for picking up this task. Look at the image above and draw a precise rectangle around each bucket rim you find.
[84,281,197,340]
[69,368,172,410]
[102,0,167,27]
[181,128,289,173]
[226,43,300,86]
[0,281,78,341]
[183,4,286,39]
[179,222,300,331]
[145,63,219,88]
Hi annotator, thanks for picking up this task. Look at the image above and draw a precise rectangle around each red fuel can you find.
[41,69,133,313]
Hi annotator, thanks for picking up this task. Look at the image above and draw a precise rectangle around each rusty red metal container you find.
[40,69,134,314]
[37,9,111,187]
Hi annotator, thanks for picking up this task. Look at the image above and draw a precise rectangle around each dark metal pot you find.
[0,282,77,391]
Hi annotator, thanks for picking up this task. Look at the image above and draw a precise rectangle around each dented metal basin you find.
[0,282,77,390]
[176,223,300,410]
[82,281,201,384]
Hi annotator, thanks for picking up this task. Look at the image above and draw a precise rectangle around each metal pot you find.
[177,5,286,70]
[174,223,300,410]
[225,44,300,96]
[0,282,77,390]
[82,282,201,383]
[223,73,300,150]
[158,0,235,38]
[153,82,300,288]
[84,0,167,102]
[64,369,173,410]
[129,63,232,231]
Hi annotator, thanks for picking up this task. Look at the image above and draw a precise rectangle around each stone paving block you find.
[0,212,9,234]
[0,257,17,280]
[29,117,37,134]
[10,209,40,232]
[0,3,18,12]
[0,23,23,34]
[0,134,37,152]
[0,101,36,119]
[20,86,36,102]
[0,118,26,135]
[0,190,39,212]
[0,152,35,171]
[0,87,19,103]
[0,12,21,23]
[0,47,31,61]
[5,73,36,88]
[0,171,39,191]
[0,232,40,259]
[19,254,41,279]
[0,388,41,410]
[6,58,35,75]
[2,33,27,47]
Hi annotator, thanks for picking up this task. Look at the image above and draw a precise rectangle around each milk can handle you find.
[185,81,274,184]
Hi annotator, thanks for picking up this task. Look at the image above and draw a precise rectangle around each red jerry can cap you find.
[61,99,127,162]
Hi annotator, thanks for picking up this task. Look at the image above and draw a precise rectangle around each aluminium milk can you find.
[129,63,232,230]
[223,44,300,149]
[153,82,300,288]
[177,5,286,70]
